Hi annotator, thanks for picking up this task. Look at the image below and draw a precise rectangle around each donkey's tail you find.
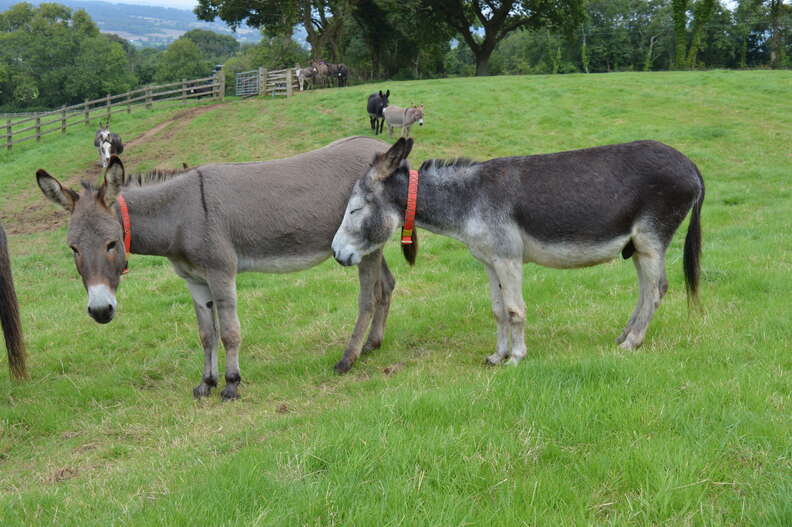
[683,164,705,306]
[0,224,27,380]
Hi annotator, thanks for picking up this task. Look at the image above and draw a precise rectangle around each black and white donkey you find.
[332,138,704,364]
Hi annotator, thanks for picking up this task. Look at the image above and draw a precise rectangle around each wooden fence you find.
[3,69,225,151]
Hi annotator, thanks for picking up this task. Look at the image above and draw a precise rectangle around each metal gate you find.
[235,70,259,97]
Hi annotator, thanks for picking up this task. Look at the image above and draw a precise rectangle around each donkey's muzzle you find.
[88,304,115,324]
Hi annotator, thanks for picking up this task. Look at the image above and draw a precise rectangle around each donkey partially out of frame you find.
[332,138,704,365]
[0,222,27,380]
[37,137,396,399]
[367,90,390,135]
[94,122,124,169]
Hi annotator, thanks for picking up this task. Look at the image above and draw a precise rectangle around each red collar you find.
[401,169,419,245]
[116,193,131,274]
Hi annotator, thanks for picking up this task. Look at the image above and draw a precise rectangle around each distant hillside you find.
[0,0,261,46]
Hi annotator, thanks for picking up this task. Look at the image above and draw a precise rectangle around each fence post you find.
[127,92,131,114]
[61,105,67,133]
[258,67,264,96]
[146,86,153,109]
[84,99,90,126]
[181,78,186,102]
[106,93,111,120]
[286,68,294,97]
[5,119,11,150]
[35,116,41,142]
[218,68,225,101]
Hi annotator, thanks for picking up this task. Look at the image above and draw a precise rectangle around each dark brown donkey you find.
[37,137,394,399]
[1,222,27,380]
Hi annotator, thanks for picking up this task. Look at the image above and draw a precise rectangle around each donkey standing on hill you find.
[332,138,704,365]
[383,104,424,137]
[94,122,124,169]
[367,90,390,135]
[37,137,396,399]
[0,222,27,380]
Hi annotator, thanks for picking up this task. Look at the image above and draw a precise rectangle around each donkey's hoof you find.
[484,353,505,366]
[362,339,382,355]
[618,336,642,351]
[505,356,524,367]
[193,383,213,398]
[220,386,240,401]
[334,359,353,375]
[615,331,629,345]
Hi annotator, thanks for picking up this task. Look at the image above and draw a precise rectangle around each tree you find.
[420,0,584,76]
[181,29,240,62]
[155,39,212,83]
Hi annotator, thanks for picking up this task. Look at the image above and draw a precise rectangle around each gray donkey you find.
[383,104,424,138]
[94,122,124,168]
[37,137,395,399]
[332,138,704,365]
[0,222,27,380]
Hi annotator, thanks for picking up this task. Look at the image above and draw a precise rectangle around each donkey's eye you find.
[107,241,117,252]
[70,245,79,255]
[349,208,362,215]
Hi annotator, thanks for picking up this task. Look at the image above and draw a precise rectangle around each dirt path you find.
[3,103,224,235]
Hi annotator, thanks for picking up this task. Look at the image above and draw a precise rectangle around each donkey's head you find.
[409,104,424,126]
[36,156,128,324]
[332,137,414,267]
[379,90,390,107]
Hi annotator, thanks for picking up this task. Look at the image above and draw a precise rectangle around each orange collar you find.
[401,169,419,245]
[117,194,131,274]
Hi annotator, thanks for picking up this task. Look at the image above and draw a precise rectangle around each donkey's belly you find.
[237,252,329,273]
[522,233,630,269]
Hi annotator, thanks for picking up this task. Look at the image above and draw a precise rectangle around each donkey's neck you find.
[114,182,186,257]
[386,164,474,238]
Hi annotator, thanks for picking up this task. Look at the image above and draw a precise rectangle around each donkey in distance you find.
[332,138,704,365]
[367,90,390,135]
[383,104,425,138]
[94,121,124,169]
[0,222,27,380]
[37,137,397,399]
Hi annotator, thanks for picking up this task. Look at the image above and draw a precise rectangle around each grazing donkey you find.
[37,137,396,399]
[94,123,124,169]
[367,90,390,135]
[0,222,27,380]
[332,138,704,365]
[383,104,425,138]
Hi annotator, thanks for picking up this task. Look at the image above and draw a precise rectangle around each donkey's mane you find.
[419,158,478,173]
[122,166,192,188]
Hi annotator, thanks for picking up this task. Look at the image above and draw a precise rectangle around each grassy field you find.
[0,71,790,526]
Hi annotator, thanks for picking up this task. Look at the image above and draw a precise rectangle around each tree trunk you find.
[769,0,784,69]
[672,0,689,69]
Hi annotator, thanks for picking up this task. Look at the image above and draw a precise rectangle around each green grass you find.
[1,70,791,526]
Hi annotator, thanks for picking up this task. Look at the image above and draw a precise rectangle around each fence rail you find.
[3,70,225,151]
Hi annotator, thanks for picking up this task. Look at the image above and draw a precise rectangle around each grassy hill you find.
[0,71,790,526]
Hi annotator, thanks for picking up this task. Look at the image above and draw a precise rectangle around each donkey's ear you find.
[37,170,78,212]
[379,138,413,171]
[100,155,125,207]
[385,89,390,98]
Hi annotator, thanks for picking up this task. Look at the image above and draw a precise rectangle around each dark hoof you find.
[193,383,214,398]
[361,339,382,355]
[334,359,353,375]
[220,386,240,401]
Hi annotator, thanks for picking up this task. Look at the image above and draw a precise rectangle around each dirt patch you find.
[3,103,224,235]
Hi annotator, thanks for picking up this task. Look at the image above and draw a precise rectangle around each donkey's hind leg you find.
[619,248,667,350]
[207,273,243,400]
[484,264,511,366]
[362,256,396,355]
[187,280,220,398]
[334,251,382,374]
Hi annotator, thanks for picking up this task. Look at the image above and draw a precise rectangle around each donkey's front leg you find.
[483,264,511,366]
[209,275,242,400]
[187,280,219,398]
[491,258,527,366]
[334,251,381,374]
[362,255,396,354]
